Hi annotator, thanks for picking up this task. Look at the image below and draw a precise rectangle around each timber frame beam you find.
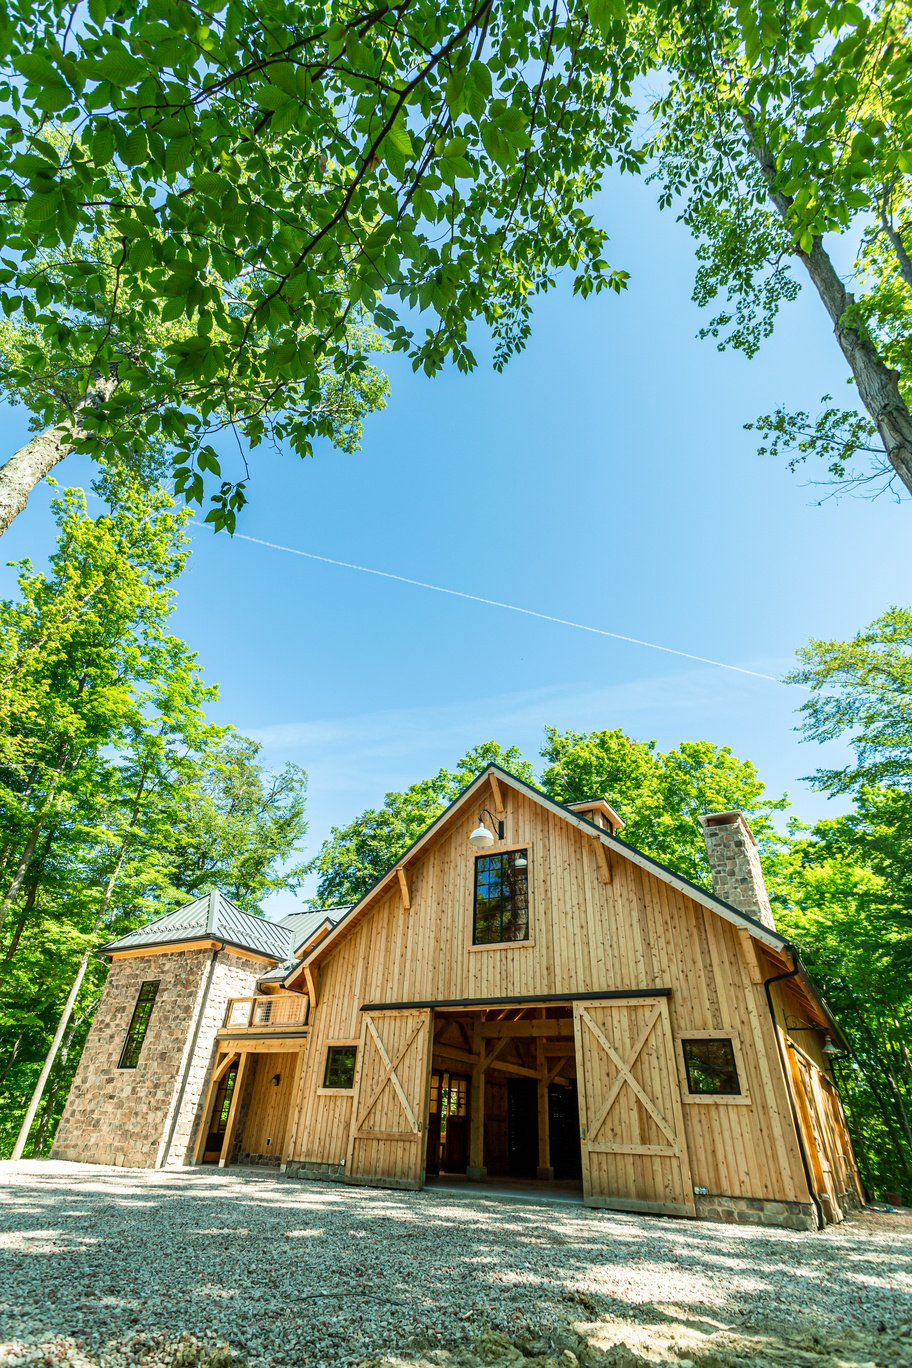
[364,988,671,1012]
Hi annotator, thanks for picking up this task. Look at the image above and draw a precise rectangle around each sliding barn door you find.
[573,997,695,1216]
[346,1008,432,1189]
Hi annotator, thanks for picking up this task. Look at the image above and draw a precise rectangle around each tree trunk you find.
[11,944,95,1160]
[0,741,71,937]
[0,423,78,537]
[10,763,148,1159]
[742,113,912,497]
[2,828,54,965]
[0,378,116,538]
[882,214,912,291]
[0,1031,24,1091]
[30,997,97,1156]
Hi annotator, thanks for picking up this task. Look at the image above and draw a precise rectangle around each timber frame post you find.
[467,1017,486,1180]
[535,1034,553,1179]
[218,1051,251,1169]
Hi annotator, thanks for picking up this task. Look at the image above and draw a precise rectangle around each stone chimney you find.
[698,811,776,931]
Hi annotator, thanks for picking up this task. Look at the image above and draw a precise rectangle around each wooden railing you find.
[223,993,309,1030]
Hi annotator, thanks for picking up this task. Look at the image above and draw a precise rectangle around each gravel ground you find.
[1,1161,911,1368]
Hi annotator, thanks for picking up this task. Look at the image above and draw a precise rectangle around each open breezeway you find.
[1,1161,910,1368]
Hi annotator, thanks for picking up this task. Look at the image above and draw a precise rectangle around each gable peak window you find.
[473,849,529,945]
[118,980,160,1070]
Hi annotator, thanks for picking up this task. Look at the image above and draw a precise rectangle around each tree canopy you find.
[540,725,788,887]
[0,0,907,528]
[787,606,912,795]
[645,0,912,496]
[0,484,309,1157]
[0,0,638,533]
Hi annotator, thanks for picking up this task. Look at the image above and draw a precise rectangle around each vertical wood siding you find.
[291,791,812,1202]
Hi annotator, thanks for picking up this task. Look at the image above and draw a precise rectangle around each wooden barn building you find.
[52,764,863,1230]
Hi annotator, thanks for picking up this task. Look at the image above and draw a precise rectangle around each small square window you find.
[682,1038,741,1095]
[118,981,160,1070]
[323,1044,357,1089]
[473,850,529,945]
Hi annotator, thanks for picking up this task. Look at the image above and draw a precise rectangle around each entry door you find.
[203,1062,238,1163]
[346,1009,433,1189]
[573,997,695,1216]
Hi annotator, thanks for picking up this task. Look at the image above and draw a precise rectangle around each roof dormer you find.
[565,798,625,835]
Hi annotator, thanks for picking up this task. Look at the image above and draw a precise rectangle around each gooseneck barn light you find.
[469,809,504,850]
[822,1036,841,1056]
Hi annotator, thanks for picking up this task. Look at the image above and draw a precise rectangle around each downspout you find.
[160,939,226,1168]
[763,944,825,1231]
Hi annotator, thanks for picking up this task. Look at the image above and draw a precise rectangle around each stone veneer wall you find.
[52,946,261,1169]
[694,1193,817,1230]
[163,951,262,1167]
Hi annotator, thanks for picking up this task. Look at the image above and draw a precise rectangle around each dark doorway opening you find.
[549,1080,583,1180]
[203,1062,238,1163]
[508,1078,539,1176]
[507,1078,583,1179]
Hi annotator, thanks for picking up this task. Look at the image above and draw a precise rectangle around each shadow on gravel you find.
[1,1165,910,1368]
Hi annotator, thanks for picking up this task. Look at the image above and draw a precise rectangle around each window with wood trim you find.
[323,1044,357,1089]
[118,980,160,1069]
[473,849,529,945]
[681,1038,741,1096]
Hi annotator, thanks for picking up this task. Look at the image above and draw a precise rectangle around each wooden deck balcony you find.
[220,992,309,1035]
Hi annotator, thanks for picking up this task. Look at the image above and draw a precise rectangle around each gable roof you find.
[277,908,350,957]
[289,764,787,983]
[286,763,843,1041]
[102,890,296,962]
[256,908,350,984]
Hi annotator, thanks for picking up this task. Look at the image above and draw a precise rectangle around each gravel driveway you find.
[1,1161,910,1368]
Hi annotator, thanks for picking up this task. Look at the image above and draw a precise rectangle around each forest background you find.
[0,0,910,1203]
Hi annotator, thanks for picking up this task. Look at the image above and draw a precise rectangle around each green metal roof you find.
[100,890,293,962]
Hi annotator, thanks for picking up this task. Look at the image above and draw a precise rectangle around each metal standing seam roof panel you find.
[277,907,350,954]
[101,890,294,961]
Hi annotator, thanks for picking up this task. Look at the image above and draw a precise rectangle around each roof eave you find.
[100,932,283,964]
[290,765,792,989]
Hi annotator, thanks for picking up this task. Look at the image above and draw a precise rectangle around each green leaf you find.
[27,193,58,221]
[15,54,62,85]
[91,46,146,85]
[257,86,294,112]
[128,236,156,269]
[266,62,299,98]
[160,295,186,322]
[164,137,195,173]
[92,124,116,166]
[123,127,148,166]
[387,118,414,160]
[587,0,625,36]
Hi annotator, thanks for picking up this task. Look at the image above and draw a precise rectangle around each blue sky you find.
[2,170,909,915]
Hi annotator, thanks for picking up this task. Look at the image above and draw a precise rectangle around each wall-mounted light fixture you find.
[821,1036,841,1056]
[469,809,504,851]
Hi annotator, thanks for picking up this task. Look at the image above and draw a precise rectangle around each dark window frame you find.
[117,980,160,1069]
[472,848,530,946]
[681,1037,741,1096]
[323,1044,357,1090]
